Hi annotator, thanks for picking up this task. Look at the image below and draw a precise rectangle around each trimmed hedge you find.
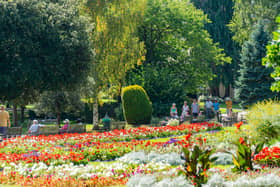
[121,85,152,124]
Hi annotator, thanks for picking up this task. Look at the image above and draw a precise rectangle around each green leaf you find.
[232,155,240,168]
[255,142,264,155]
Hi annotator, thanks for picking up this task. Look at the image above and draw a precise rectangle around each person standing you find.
[205,98,213,119]
[213,99,220,121]
[191,99,199,120]
[225,98,232,117]
[0,105,11,136]
[180,101,190,121]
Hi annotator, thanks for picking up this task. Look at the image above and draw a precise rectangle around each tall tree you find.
[235,22,278,108]
[128,0,230,116]
[263,17,280,92]
[191,0,239,97]
[36,91,84,126]
[82,0,146,126]
[0,0,93,101]
[229,0,280,44]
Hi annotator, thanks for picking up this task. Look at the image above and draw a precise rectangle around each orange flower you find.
[234,121,243,130]
[239,137,245,145]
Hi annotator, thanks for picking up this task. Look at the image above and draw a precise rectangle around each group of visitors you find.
[0,104,71,137]
[170,97,233,121]
[170,99,200,121]
[28,119,70,135]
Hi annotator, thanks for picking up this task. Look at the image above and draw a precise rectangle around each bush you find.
[247,100,280,143]
[167,119,179,126]
[121,85,152,124]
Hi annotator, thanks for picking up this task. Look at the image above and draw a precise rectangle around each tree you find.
[127,0,230,116]
[36,91,84,126]
[263,17,280,92]
[0,0,93,101]
[229,0,280,44]
[82,0,146,126]
[235,22,278,108]
[191,0,239,97]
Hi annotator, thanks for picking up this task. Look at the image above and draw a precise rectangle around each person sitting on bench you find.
[170,103,178,119]
[28,120,44,135]
[59,119,69,134]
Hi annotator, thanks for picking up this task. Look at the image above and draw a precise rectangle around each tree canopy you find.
[229,0,280,44]
[0,0,93,101]
[82,0,146,125]
[127,0,230,115]
[263,17,280,92]
[191,0,239,97]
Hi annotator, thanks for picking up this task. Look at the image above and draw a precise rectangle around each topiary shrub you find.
[121,85,152,125]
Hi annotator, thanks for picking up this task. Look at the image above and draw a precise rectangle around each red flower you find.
[239,137,245,145]
[234,121,243,129]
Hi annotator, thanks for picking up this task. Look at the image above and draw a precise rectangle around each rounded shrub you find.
[121,85,152,125]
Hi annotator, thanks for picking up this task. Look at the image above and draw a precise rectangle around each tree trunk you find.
[13,105,18,127]
[57,112,61,128]
[92,99,99,129]
[20,106,25,123]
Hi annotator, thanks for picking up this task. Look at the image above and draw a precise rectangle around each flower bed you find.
[0,121,279,187]
[0,122,220,164]
[254,146,280,166]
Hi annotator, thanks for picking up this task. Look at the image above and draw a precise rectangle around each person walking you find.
[205,98,213,119]
[0,105,11,137]
[213,99,220,121]
[191,99,199,120]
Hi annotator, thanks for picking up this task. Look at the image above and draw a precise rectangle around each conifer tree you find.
[235,22,277,107]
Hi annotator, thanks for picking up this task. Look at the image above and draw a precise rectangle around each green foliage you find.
[0,0,93,101]
[121,85,152,124]
[263,17,280,92]
[182,145,217,186]
[247,100,280,143]
[235,22,277,108]
[230,137,264,172]
[82,0,146,126]
[36,91,84,125]
[229,0,280,44]
[127,0,230,114]
[83,0,146,92]
[191,0,239,96]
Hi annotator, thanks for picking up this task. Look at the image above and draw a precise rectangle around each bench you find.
[111,121,126,130]
[66,124,86,133]
[95,121,126,132]
[0,127,22,139]
[35,125,59,136]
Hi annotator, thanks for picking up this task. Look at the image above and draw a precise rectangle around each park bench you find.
[221,113,239,127]
[111,121,126,130]
[95,121,126,132]
[66,124,86,133]
[0,127,22,139]
[35,125,59,136]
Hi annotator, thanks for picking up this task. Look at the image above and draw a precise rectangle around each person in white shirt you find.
[28,120,44,135]
[205,98,213,119]
[180,101,189,121]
